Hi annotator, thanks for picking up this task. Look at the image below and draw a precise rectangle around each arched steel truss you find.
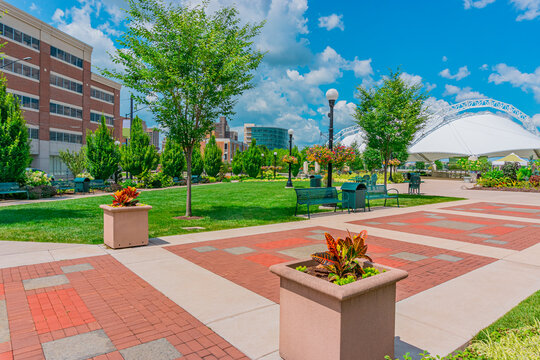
[333,98,538,146]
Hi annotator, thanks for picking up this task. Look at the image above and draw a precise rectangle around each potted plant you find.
[100,187,152,249]
[270,231,408,360]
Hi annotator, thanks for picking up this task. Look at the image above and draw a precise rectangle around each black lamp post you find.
[0,56,31,69]
[273,151,277,179]
[326,89,338,187]
[261,153,265,180]
[286,129,294,188]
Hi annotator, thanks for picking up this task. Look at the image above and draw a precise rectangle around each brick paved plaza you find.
[1,183,540,359]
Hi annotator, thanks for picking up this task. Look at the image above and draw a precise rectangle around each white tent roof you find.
[341,132,366,151]
[408,112,540,162]
[492,153,528,166]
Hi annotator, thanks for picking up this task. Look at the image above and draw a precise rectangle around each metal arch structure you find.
[333,98,538,146]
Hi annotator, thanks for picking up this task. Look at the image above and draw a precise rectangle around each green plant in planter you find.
[295,265,307,273]
[311,230,373,283]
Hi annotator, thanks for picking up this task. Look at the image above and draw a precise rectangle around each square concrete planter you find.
[270,259,408,360]
[100,205,152,249]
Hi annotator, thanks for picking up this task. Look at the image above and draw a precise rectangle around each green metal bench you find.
[0,182,29,199]
[89,179,107,190]
[51,180,75,192]
[408,175,422,194]
[191,175,201,184]
[366,184,399,211]
[294,187,343,219]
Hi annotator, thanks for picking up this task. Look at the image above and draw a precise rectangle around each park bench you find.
[294,187,343,219]
[89,179,107,190]
[0,182,29,199]
[51,180,75,192]
[191,175,201,184]
[366,184,399,211]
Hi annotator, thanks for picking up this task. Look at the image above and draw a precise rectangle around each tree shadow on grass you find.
[0,208,89,225]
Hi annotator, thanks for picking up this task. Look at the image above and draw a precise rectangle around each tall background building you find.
[0,1,122,177]
[243,124,288,149]
[202,116,246,163]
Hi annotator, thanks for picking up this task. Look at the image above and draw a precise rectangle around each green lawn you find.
[0,181,462,244]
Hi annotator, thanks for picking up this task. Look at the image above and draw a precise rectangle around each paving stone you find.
[61,263,94,274]
[487,203,506,207]
[483,239,508,245]
[23,274,69,290]
[503,224,526,228]
[306,234,326,240]
[388,222,408,226]
[42,330,115,360]
[469,233,495,239]
[310,229,328,234]
[278,244,327,259]
[426,215,446,219]
[427,220,485,231]
[531,225,540,228]
[192,246,218,253]
[391,252,428,262]
[450,208,465,211]
[365,221,382,225]
[224,246,255,255]
[0,300,9,343]
[433,254,463,262]
[500,207,540,213]
[470,208,486,211]
[120,338,182,360]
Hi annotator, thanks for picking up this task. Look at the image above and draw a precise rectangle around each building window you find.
[49,102,83,119]
[12,93,39,110]
[224,143,228,150]
[0,57,39,80]
[91,88,115,104]
[49,130,82,144]
[49,156,69,177]
[0,23,40,50]
[27,128,39,140]
[50,74,83,94]
[50,46,83,68]
[90,112,114,126]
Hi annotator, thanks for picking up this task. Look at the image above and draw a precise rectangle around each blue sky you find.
[9,0,540,146]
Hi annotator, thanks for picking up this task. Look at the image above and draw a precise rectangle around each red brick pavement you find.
[349,211,540,250]
[166,227,495,304]
[0,255,248,360]
[443,202,540,219]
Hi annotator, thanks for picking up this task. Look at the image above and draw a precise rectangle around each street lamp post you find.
[261,153,265,180]
[286,129,294,188]
[0,56,32,69]
[273,151,277,179]
[325,89,338,187]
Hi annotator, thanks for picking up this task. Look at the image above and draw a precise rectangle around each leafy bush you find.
[311,231,373,283]
[161,138,185,179]
[203,135,222,177]
[517,167,532,181]
[120,117,159,177]
[242,140,263,178]
[501,162,519,180]
[76,172,94,180]
[191,147,204,176]
[59,148,87,177]
[434,160,443,170]
[28,185,57,199]
[111,186,140,207]
[86,117,120,180]
[530,175,540,187]
[121,179,138,189]
[392,172,404,183]
[415,161,425,170]
[140,171,173,188]
[231,151,244,175]
[25,170,51,186]
[482,169,504,179]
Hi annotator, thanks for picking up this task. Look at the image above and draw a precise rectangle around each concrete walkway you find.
[1,182,540,359]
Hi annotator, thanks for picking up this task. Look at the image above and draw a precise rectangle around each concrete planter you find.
[100,204,152,249]
[270,259,408,360]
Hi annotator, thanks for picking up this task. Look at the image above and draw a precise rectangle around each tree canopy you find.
[103,0,264,216]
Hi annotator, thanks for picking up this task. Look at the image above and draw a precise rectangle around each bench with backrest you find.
[0,182,29,199]
[294,187,343,219]
[89,179,107,190]
[51,180,75,192]
[366,184,399,211]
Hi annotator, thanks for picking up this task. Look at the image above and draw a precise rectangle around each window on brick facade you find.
[0,23,40,50]
[49,102,83,120]
[50,46,83,69]
[27,128,39,140]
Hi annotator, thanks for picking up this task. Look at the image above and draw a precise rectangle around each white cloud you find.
[463,0,496,9]
[442,56,448,62]
[399,72,436,91]
[510,0,540,20]
[489,63,540,101]
[97,22,122,37]
[439,66,471,80]
[424,97,450,113]
[30,3,38,11]
[318,14,344,31]
[349,58,373,78]
[443,84,486,102]
[480,64,489,71]
[286,69,304,81]
[317,100,356,128]
[532,114,540,127]
[52,9,65,22]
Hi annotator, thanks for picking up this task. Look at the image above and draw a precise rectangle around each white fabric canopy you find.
[492,153,528,166]
[408,113,540,162]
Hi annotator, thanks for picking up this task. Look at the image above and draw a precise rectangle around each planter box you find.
[100,204,152,249]
[270,259,408,360]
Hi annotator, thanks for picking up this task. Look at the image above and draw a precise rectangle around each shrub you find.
[28,185,57,199]
[231,151,244,175]
[191,147,204,176]
[530,175,540,187]
[120,117,159,177]
[25,170,51,186]
[121,179,138,189]
[517,167,532,181]
[501,162,519,180]
[203,135,222,177]
[140,171,173,188]
[482,169,504,179]
[434,160,443,170]
[161,138,185,179]
[392,172,404,183]
[363,147,382,173]
[86,116,120,180]
[58,148,87,177]
[415,161,425,170]
[242,140,263,178]
[111,186,140,207]
[76,172,94,180]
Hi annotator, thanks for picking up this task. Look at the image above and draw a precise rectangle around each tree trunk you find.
[185,146,193,217]
[383,154,389,188]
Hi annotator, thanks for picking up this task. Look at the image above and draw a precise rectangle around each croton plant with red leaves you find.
[111,186,140,207]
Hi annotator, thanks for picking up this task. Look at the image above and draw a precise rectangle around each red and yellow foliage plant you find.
[111,186,140,207]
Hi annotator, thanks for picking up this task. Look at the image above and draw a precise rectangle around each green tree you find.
[161,138,185,178]
[58,148,87,177]
[191,146,204,176]
[347,141,364,172]
[291,146,302,177]
[120,117,159,177]
[0,78,30,183]
[86,116,120,181]
[231,150,244,175]
[243,140,263,178]
[415,161,425,170]
[103,0,263,216]
[363,147,382,173]
[354,69,428,186]
[203,135,222,177]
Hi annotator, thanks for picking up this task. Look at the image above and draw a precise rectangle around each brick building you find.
[0,1,122,177]
[202,116,246,163]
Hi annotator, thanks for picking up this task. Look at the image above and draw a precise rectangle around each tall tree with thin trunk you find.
[103,0,264,216]
[354,70,428,187]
